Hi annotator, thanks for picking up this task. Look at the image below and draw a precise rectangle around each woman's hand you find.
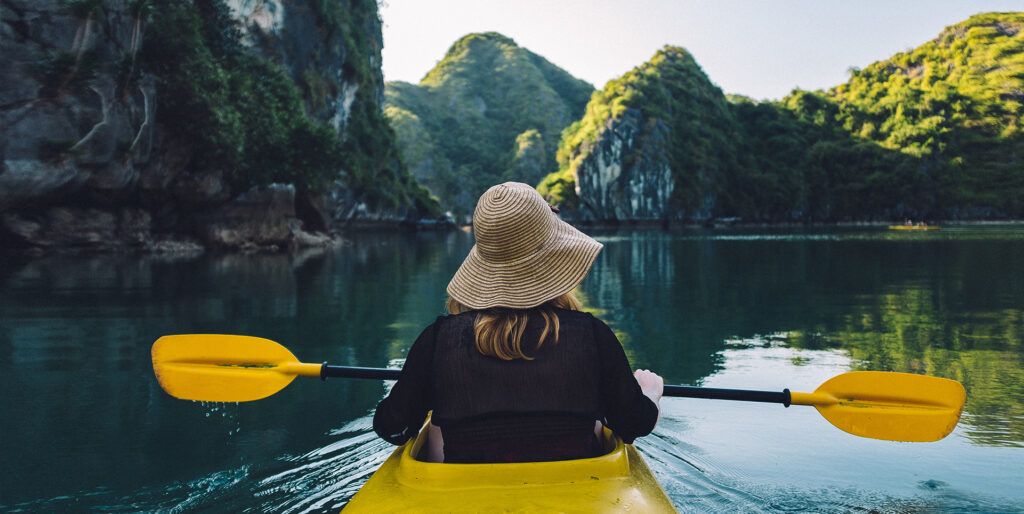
[634,369,664,404]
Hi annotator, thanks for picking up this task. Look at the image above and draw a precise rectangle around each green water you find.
[1,226,1022,512]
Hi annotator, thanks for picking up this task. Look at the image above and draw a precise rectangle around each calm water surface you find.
[1,226,1023,512]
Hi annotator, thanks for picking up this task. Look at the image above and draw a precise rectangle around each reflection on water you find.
[583,227,1024,447]
[0,232,460,510]
[1,226,1023,511]
[658,341,1023,513]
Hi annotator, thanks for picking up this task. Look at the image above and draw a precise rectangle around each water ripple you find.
[640,430,773,513]
[249,418,392,513]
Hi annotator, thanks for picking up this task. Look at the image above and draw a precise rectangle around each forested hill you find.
[541,12,1024,223]
[540,46,739,221]
[385,32,594,219]
[807,12,1024,218]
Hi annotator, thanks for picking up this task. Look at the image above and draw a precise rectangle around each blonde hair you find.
[446,292,582,360]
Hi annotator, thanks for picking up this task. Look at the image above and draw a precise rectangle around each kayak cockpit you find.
[343,420,677,512]
[399,421,628,488]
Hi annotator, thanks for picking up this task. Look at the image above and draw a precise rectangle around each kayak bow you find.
[343,421,676,513]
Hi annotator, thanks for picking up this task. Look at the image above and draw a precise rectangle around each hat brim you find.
[447,219,603,310]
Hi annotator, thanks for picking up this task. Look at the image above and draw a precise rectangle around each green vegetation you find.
[385,32,593,216]
[542,13,1024,221]
[141,0,438,214]
[143,2,335,192]
[729,94,926,220]
[788,286,1024,447]
[543,46,741,216]
[509,128,546,182]
[311,0,439,212]
[814,12,1024,216]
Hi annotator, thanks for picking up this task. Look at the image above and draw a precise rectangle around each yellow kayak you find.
[343,422,676,513]
[889,225,940,230]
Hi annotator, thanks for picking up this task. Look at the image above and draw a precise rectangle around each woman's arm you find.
[593,317,661,443]
[373,320,439,445]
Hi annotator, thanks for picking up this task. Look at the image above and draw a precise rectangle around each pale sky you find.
[380,0,1024,101]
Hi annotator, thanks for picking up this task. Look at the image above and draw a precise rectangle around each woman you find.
[373,182,664,463]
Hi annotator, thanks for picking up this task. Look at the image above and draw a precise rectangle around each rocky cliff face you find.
[1,0,172,250]
[572,109,678,221]
[218,0,434,229]
[542,47,731,224]
[0,0,440,253]
[226,0,363,133]
[2,1,154,210]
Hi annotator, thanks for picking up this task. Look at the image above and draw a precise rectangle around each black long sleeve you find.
[372,311,659,448]
[592,316,659,443]
[372,319,439,445]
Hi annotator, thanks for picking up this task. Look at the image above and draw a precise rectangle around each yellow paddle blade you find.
[151,334,319,402]
[791,371,966,442]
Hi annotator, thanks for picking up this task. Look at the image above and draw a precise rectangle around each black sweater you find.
[373,309,659,462]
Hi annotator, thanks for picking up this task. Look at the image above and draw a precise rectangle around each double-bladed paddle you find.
[151,334,966,443]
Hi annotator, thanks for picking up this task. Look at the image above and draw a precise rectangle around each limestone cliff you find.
[541,47,736,223]
[571,109,677,221]
[0,0,441,252]
[1,0,156,213]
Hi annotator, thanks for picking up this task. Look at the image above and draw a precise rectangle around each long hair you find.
[446,292,582,360]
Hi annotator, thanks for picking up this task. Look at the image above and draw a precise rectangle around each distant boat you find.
[889,225,940,231]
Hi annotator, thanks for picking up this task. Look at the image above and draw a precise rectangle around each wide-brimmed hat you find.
[447,182,603,310]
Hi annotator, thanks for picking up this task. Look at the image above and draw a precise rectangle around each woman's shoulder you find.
[429,311,475,330]
[554,308,618,339]
[553,308,604,330]
[553,307,595,320]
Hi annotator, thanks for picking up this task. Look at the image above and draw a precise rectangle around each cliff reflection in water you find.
[580,228,1024,447]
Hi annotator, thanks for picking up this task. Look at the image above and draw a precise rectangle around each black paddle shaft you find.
[321,364,792,407]
[664,385,792,406]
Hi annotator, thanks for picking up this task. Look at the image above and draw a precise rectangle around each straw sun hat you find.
[447,182,603,310]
